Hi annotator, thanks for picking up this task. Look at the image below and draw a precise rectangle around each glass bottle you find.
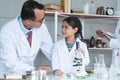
[89,36,95,48]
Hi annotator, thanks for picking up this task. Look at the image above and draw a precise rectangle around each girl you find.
[52,16,90,76]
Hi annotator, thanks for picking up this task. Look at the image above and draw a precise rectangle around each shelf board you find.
[88,48,112,51]
[45,11,120,19]
[45,11,55,16]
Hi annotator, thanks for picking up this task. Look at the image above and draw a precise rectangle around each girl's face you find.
[61,21,78,38]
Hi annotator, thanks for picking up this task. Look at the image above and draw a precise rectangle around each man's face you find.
[30,9,45,28]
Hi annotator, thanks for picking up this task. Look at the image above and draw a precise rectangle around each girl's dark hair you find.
[63,16,84,41]
[21,0,44,20]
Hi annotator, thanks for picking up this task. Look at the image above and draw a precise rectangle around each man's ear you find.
[26,19,32,25]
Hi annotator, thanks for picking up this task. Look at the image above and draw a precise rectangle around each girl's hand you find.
[77,48,85,53]
[55,70,64,76]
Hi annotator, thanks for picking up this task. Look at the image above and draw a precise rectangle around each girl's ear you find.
[74,27,78,33]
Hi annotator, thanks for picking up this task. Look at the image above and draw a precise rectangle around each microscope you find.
[73,42,87,77]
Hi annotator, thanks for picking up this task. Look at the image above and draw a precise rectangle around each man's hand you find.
[96,28,111,41]
[96,28,106,38]
[36,66,51,72]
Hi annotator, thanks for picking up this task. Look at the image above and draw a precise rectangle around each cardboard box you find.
[45,4,62,10]
[4,74,26,79]
[61,0,71,13]
[45,9,63,12]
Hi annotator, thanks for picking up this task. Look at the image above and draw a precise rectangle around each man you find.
[96,19,120,67]
[0,0,53,78]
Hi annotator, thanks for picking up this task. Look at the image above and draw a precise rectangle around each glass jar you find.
[102,42,107,48]
[100,6,105,15]
[96,7,100,15]
[96,38,102,48]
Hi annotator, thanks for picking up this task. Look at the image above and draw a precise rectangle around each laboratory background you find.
[0,0,120,74]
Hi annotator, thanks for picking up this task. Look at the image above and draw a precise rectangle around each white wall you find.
[0,0,118,69]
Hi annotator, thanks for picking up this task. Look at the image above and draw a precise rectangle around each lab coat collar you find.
[62,38,81,53]
[13,17,31,48]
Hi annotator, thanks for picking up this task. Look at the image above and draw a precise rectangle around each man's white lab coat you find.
[0,17,53,78]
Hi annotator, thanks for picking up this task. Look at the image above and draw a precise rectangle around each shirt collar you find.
[18,16,32,35]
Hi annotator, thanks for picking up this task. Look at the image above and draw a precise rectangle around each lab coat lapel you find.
[61,39,76,59]
[62,39,69,54]
[69,38,80,55]
[70,42,76,53]
[29,29,41,57]
[29,30,37,53]
[69,41,76,60]
[11,18,31,58]
[61,39,76,73]
[15,27,30,48]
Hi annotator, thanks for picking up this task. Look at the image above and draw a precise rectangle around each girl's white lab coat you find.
[52,38,89,74]
[0,17,53,78]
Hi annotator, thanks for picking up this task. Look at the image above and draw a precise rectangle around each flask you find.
[109,52,119,80]
[89,36,95,48]
[98,54,107,79]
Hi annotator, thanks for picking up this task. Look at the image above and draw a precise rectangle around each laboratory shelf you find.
[45,11,120,19]
[88,48,112,52]
[88,48,112,50]
[45,11,120,42]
